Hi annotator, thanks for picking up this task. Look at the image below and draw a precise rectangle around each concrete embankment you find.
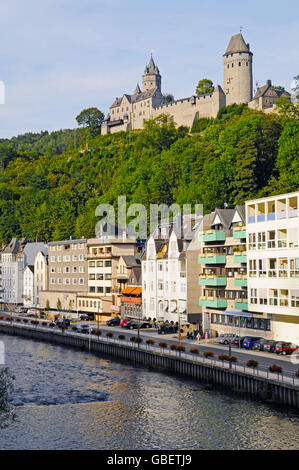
[0,321,298,410]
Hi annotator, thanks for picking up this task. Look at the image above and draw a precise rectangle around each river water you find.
[0,334,298,450]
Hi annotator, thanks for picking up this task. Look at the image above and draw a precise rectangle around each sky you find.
[0,0,298,138]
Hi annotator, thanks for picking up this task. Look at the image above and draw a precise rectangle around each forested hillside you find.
[0,104,298,244]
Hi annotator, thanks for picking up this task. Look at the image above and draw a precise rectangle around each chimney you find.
[266,80,272,87]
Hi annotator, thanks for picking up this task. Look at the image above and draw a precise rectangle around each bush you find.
[42,321,47,326]
[218,353,229,361]
[176,345,186,352]
[49,322,55,327]
[269,364,282,374]
[247,359,258,368]
[23,319,29,323]
[5,317,12,321]
[81,328,88,334]
[159,342,168,349]
[130,336,137,342]
[16,318,21,322]
[72,326,78,331]
[295,370,299,378]
[135,337,143,344]
[146,339,155,345]
[190,347,199,354]
[170,344,178,350]
[0,316,3,320]
[31,320,39,325]
[203,351,214,358]
[92,329,102,336]
[230,356,238,363]
[118,334,125,340]
[106,332,113,338]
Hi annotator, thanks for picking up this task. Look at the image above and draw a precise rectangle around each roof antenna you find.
[240,26,243,34]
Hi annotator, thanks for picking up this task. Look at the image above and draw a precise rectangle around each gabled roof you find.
[3,238,19,254]
[144,55,160,75]
[24,265,34,274]
[134,83,141,95]
[224,33,251,55]
[121,256,141,267]
[211,208,235,229]
[253,80,292,100]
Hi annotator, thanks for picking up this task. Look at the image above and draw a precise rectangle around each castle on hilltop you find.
[101,33,291,135]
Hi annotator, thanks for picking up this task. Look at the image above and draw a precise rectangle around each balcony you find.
[120,296,142,305]
[234,254,247,264]
[199,231,226,243]
[233,228,246,239]
[198,254,226,265]
[235,301,248,311]
[199,298,227,309]
[86,252,112,259]
[234,278,247,287]
[198,275,227,287]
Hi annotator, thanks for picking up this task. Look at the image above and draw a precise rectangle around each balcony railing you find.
[198,231,226,243]
[198,254,226,265]
[86,252,112,259]
[198,276,227,287]
[199,298,227,309]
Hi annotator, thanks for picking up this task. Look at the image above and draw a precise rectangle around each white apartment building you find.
[34,250,48,307]
[1,239,47,307]
[23,265,34,308]
[246,191,299,344]
[142,221,191,323]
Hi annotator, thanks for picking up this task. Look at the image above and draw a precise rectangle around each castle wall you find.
[223,52,253,105]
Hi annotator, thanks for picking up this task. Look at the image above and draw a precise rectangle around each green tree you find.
[57,298,62,311]
[195,79,214,97]
[292,75,299,101]
[76,107,105,137]
[163,93,174,103]
[45,299,50,312]
[275,97,299,119]
[233,137,258,204]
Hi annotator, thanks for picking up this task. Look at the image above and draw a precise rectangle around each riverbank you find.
[0,320,298,410]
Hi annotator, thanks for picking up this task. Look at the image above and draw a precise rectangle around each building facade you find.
[246,192,299,344]
[39,238,88,313]
[23,265,34,308]
[34,250,48,308]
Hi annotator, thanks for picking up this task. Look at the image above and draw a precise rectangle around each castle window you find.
[239,62,241,66]
[246,62,248,66]
[232,63,234,68]
[227,64,229,68]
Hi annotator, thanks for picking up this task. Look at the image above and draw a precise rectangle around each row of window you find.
[248,258,299,278]
[88,260,112,267]
[250,288,299,308]
[50,278,85,285]
[89,274,111,280]
[211,314,271,331]
[49,243,85,251]
[143,280,186,294]
[51,266,85,274]
[203,289,247,300]
[78,299,101,309]
[50,255,85,262]
[88,286,111,294]
[226,61,249,68]
[247,228,298,250]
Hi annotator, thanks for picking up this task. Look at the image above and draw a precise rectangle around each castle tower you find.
[142,55,161,92]
[223,33,253,105]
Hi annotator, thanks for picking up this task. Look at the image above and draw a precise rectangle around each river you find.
[0,333,298,450]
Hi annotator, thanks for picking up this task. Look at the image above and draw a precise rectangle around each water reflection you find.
[0,334,298,450]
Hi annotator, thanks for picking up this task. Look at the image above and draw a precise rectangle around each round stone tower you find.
[223,33,253,106]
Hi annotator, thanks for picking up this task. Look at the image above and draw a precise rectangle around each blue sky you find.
[0,0,298,138]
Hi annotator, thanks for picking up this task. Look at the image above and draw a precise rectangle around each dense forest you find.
[0,104,298,244]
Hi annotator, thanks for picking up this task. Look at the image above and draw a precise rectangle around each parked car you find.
[252,338,268,351]
[232,336,247,348]
[26,309,37,317]
[242,337,264,349]
[275,342,299,355]
[14,307,27,314]
[55,318,70,326]
[137,322,152,329]
[106,317,120,327]
[217,334,237,345]
[263,340,279,353]
[157,324,177,335]
[120,318,131,327]
[80,314,89,321]
[124,321,140,329]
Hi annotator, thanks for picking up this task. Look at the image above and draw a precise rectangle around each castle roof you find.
[253,80,291,100]
[144,55,160,75]
[225,33,252,55]
[134,83,141,95]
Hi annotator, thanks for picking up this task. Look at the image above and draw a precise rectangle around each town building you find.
[34,250,48,308]
[77,235,139,319]
[246,191,299,344]
[119,256,142,320]
[23,265,34,308]
[101,32,290,135]
[39,237,88,313]
[142,216,198,324]
[0,239,47,309]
